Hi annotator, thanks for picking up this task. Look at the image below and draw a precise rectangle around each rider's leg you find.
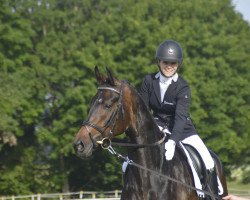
[182,135,214,169]
[182,135,219,196]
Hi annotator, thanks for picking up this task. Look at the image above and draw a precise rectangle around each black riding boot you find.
[206,168,219,200]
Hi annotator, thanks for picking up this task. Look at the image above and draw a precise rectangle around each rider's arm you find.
[170,84,191,142]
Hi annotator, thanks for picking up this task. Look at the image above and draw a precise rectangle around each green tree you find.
[0,0,249,195]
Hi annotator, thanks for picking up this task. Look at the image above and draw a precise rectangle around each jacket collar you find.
[153,72,178,104]
[155,72,178,83]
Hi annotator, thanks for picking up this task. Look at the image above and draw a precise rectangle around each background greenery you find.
[0,0,249,195]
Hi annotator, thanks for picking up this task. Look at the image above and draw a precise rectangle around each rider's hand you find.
[165,139,176,160]
[158,125,171,135]
[162,128,171,135]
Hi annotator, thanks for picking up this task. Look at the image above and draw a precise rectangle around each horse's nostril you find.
[74,140,85,152]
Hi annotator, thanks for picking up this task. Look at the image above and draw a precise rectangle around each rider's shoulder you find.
[143,72,159,81]
[177,75,189,87]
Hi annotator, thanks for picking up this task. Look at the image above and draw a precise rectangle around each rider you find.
[139,39,221,197]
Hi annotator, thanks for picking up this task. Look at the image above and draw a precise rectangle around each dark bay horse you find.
[74,67,228,200]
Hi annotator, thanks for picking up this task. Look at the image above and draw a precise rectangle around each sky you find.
[232,0,250,23]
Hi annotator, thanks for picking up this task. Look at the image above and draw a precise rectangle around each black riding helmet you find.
[155,40,183,66]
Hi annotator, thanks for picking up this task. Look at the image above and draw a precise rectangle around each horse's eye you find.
[98,98,103,104]
[104,104,112,109]
[114,96,119,102]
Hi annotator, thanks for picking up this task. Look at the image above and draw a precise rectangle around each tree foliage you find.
[0,0,249,195]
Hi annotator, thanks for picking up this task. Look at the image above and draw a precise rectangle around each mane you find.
[121,80,162,138]
[121,79,153,120]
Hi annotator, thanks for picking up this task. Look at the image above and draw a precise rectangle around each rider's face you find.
[159,60,178,77]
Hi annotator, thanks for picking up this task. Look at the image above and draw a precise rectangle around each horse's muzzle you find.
[73,140,93,159]
[73,140,85,153]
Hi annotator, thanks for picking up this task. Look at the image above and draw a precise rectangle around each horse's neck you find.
[124,91,194,196]
[129,93,159,142]
[127,95,164,167]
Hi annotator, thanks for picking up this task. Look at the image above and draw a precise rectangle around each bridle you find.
[82,82,166,149]
[82,83,124,148]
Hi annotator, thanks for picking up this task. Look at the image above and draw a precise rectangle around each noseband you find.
[82,84,124,147]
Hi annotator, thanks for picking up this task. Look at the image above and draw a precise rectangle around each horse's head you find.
[73,67,130,159]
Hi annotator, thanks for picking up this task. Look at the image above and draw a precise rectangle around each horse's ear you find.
[106,67,115,86]
[95,66,105,85]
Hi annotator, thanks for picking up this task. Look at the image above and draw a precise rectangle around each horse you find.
[73,67,228,200]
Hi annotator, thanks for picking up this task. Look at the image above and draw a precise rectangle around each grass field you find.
[228,182,250,198]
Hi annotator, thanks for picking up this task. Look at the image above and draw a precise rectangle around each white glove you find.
[165,139,176,160]
[158,125,171,135]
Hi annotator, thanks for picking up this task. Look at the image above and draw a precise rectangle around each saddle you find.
[183,144,221,200]
[182,144,208,188]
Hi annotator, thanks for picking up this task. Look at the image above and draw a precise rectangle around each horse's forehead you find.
[96,82,133,102]
[98,90,117,100]
[98,83,122,95]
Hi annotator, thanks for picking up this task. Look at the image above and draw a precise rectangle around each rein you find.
[110,133,166,148]
[106,145,221,200]
[96,132,166,150]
